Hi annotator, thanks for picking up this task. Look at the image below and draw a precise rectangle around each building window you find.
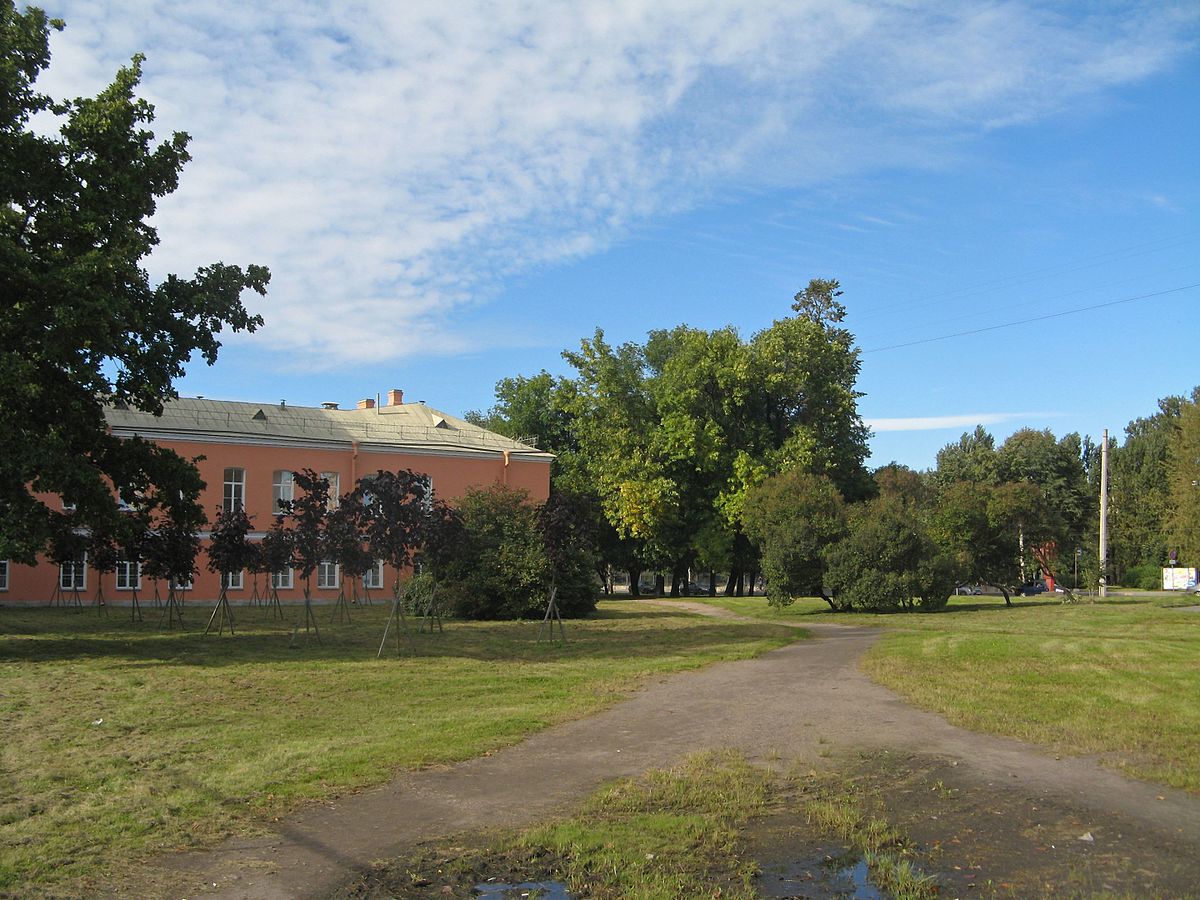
[115,559,141,591]
[222,570,244,591]
[0,560,8,591]
[321,471,340,509]
[169,575,193,591]
[272,568,294,590]
[317,560,340,590]
[272,470,294,514]
[60,554,87,591]
[363,559,384,590]
[223,468,245,512]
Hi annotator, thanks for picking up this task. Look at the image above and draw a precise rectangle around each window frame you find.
[272,469,295,515]
[0,559,8,592]
[271,568,294,590]
[223,467,246,512]
[317,559,340,590]
[321,471,340,509]
[363,559,385,590]
[60,553,88,591]
[115,559,142,591]
[221,570,244,591]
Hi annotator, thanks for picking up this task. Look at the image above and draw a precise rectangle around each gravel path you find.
[157,600,1200,898]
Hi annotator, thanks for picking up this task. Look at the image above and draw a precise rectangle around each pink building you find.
[2,389,552,604]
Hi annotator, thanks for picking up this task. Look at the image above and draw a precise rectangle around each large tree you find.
[561,281,871,594]
[1165,397,1200,566]
[0,5,268,563]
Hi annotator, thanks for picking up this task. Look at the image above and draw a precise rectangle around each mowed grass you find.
[0,600,797,893]
[693,593,1200,794]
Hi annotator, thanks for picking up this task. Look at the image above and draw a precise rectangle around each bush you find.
[824,495,954,612]
[440,485,599,620]
[1121,562,1162,591]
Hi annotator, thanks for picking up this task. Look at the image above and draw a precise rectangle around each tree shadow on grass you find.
[0,606,799,667]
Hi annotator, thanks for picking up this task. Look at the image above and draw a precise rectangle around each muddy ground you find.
[335,748,1199,898]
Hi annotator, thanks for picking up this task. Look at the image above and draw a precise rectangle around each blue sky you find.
[42,2,1200,468]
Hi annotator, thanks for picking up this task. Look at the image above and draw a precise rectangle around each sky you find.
[38,1,1200,469]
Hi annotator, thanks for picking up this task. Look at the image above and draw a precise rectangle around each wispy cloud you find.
[37,1,1198,366]
[866,412,1040,433]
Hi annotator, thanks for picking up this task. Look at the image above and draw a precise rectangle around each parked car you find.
[1016,581,1047,596]
[955,584,983,596]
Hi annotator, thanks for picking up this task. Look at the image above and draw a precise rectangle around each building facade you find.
[3,388,552,604]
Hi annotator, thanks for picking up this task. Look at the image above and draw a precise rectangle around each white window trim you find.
[272,470,295,514]
[363,559,384,590]
[0,560,8,592]
[222,570,244,591]
[223,467,246,512]
[272,568,294,590]
[321,472,340,509]
[317,560,341,590]
[60,554,88,591]
[116,559,142,591]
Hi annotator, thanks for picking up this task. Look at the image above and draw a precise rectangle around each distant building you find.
[2,388,551,604]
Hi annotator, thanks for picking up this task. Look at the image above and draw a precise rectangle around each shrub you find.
[1120,562,1162,590]
[439,485,599,620]
[824,495,955,612]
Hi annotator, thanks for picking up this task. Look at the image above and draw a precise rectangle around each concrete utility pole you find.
[1099,428,1109,598]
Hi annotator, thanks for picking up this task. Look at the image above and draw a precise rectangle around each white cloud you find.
[35,1,1198,366]
[867,412,1040,433]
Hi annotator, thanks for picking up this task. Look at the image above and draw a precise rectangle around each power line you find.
[861,282,1200,354]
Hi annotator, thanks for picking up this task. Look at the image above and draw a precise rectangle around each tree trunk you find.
[629,568,642,597]
[819,590,838,610]
[708,570,716,597]
[724,568,739,595]
[998,585,1012,607]
[669,571,680,597]
[654,574,665,597]
[747,569,759,596]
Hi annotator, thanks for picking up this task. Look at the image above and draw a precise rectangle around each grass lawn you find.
[691,593,1200,795]
[0,599,797,893]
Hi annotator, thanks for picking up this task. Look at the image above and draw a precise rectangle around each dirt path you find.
[155,601,1200,898]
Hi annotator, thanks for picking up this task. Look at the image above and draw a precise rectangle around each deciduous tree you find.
[0,4,268,563]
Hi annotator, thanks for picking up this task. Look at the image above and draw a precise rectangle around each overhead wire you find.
[861,282,1200,354]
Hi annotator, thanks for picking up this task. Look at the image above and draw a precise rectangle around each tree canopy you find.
[0,4,269,562]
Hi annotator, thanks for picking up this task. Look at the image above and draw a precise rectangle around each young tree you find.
[141,504,203,629]
[324,494,371,619]
[284,470,329,645]
[205,505,256,634]
[538,488,599,618]
[0,5,268,564]
[258,518,293,619]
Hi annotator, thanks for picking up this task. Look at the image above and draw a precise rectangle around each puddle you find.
[473,880,571,898]
[759,849,887,899]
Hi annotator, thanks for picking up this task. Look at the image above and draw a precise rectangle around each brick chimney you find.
[386,388,404,406]
[357,398,375,409]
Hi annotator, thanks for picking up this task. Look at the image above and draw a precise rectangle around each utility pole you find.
[1099,428,1109,598]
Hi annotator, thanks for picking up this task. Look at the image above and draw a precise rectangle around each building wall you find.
[2,437,550,605]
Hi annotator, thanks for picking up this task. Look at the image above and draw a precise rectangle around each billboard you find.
[1162,567,1198,591]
